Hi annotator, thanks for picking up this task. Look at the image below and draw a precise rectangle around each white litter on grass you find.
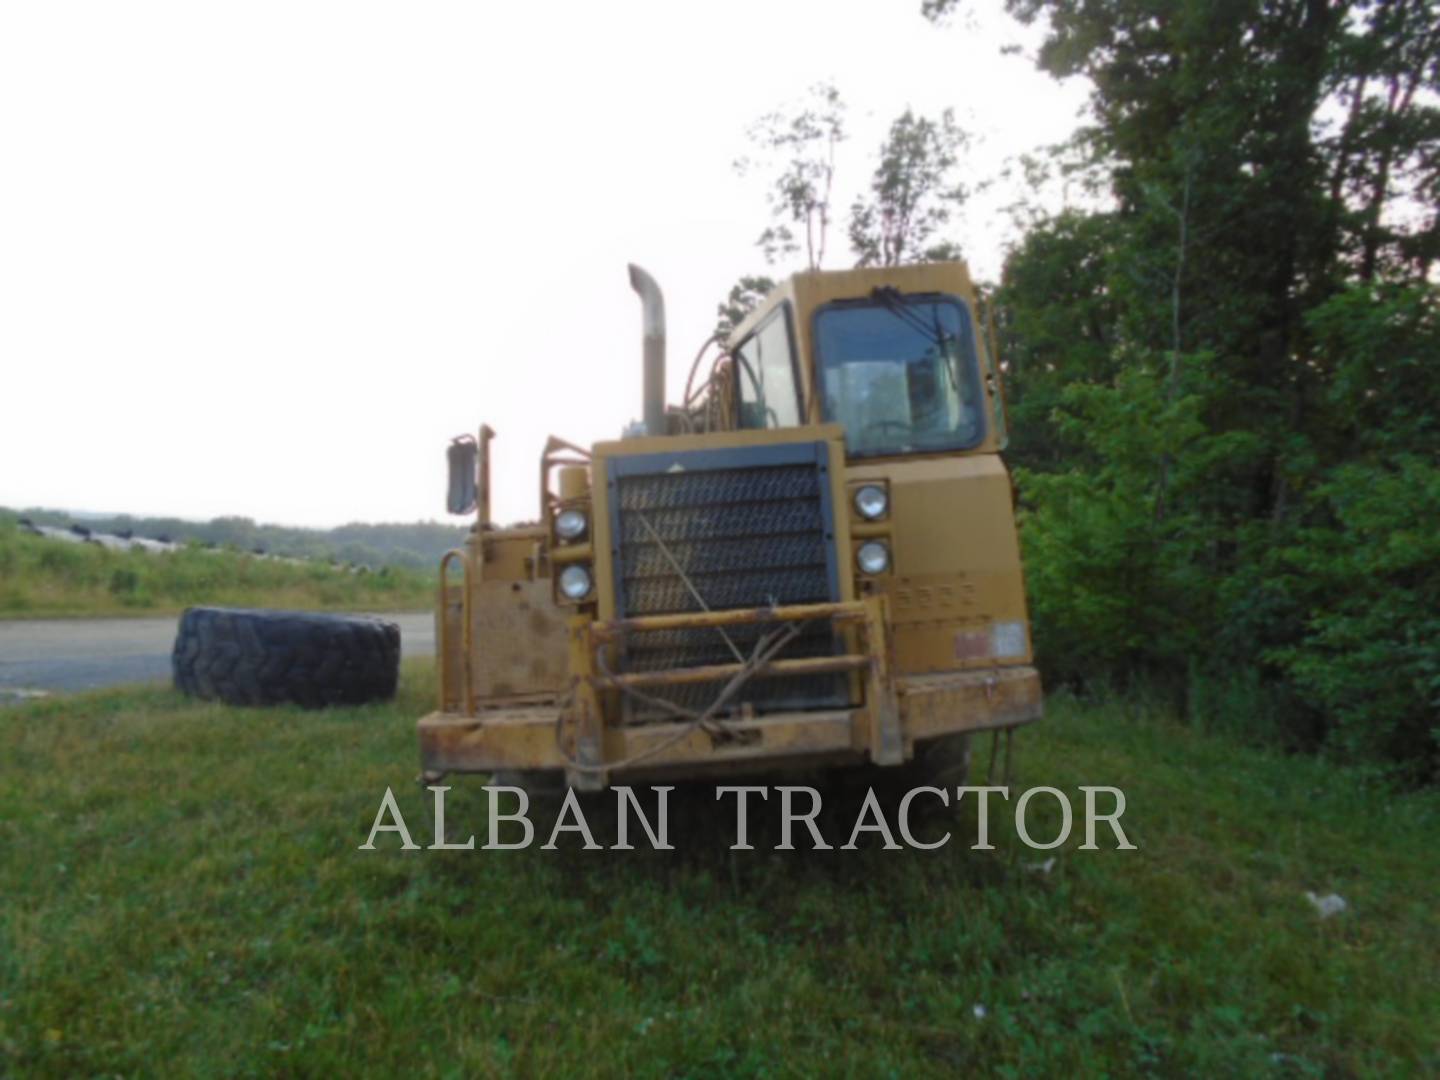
[1025,857,1056,875]
[0,687,51,705]
[1304,891,1348,918]
[972,1004,987,1020]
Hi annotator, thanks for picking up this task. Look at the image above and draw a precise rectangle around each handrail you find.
[538,434,591,540]
[438,548,475,715]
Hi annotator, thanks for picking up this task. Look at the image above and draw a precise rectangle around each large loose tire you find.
[172,606,400,709]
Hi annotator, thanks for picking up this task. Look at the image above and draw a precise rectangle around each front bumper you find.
[418,662,1043,786]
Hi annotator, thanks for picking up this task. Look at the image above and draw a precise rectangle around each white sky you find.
[0,0,1088,528]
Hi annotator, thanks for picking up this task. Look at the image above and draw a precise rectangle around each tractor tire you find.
[489,769,572,805]
[908,733,974,789]
[839,733,973,803]
[172,606,400,709]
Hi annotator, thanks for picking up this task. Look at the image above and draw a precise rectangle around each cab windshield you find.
[815,293,985,457]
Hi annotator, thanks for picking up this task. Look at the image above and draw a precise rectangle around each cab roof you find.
[724,261,980,351]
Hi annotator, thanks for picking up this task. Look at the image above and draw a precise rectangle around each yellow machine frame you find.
[420,262,1042,789]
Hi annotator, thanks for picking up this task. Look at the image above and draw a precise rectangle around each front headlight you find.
[856,541,890,575]
[853,484,888,521]
[555,508,588,541]
[558,564,593,600]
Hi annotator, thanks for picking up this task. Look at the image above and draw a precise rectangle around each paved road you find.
[0,613,434,701]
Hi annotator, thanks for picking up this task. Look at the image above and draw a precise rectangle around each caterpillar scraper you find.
[421,262,1042,791]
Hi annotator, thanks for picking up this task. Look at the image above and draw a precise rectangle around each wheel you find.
[907,733,973,789]
[172,606,400,709]
[836,733,973,804]
[489,769,569,800]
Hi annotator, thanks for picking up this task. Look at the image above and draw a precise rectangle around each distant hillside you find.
[2,508,469,570]
[0,517,435,617]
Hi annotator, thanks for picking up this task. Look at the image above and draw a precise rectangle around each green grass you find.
[1,666,1436,1076]
[0,522,434,617]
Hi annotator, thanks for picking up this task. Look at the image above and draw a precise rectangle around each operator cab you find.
[727,263,1000,459]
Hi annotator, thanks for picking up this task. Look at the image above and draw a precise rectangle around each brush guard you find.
[558,596,900,789]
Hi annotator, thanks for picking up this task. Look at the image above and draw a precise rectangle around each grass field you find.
[0,523,434,618]
[1,663,1436,1076]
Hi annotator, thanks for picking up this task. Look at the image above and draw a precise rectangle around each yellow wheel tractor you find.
[422,262,1042,791]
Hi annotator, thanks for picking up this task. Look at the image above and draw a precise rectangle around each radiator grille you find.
[607,443,846,721]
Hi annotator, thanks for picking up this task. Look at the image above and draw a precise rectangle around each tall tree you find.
[1323,0,1440,282]
[927,0,1440,774]
[734,82,848,270]
[713,274,777,341]
[848,108,971,266]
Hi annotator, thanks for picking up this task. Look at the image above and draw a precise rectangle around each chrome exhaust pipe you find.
[628,263,666,436]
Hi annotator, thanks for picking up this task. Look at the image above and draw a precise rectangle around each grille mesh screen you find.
[612,453,846,720]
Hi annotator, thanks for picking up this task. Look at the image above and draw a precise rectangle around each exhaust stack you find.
[628,263,666,436]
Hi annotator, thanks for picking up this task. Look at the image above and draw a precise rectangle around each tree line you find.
[3,507,466,571]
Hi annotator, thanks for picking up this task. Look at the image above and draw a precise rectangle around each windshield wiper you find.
[869,287,964,395]
[869,287,947,344]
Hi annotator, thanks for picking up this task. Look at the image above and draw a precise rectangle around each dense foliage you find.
[944,0,1440,779]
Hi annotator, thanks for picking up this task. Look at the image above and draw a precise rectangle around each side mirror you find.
[446,437,478,515]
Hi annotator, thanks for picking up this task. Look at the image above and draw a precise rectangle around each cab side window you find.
[736,306,802,429]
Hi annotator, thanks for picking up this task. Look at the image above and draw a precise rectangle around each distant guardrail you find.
[18,519,182,553]
[15,517,374,572]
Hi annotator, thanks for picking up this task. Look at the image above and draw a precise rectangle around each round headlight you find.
[853,484,888,520]
[558,564,593,600]
[856,541,890,575]
[555,508,588,541]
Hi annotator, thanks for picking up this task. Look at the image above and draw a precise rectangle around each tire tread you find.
[171,606,401,709]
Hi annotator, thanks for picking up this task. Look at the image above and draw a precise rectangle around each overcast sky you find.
[1,0,1088,527]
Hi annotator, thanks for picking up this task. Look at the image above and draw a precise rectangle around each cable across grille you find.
[608,443,847,720]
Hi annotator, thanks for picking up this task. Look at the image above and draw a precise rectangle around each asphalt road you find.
[0,613,435,702]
